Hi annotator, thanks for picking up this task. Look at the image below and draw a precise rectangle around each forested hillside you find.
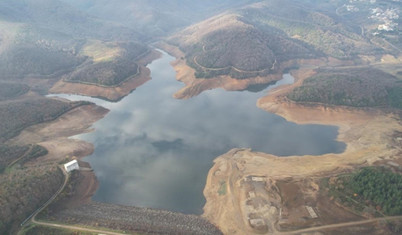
[168,0,384,79]
[288,68,402,109]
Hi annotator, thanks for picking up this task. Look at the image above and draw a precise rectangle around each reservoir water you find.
[52,51,345,214]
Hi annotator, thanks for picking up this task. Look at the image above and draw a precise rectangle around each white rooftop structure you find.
[251,176,265,182]
[64,160,79,173]
[305,206,318,218]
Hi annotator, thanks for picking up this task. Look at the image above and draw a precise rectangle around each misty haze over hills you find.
[0,0,401,234]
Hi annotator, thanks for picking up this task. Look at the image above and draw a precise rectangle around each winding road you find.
[6,145,33,170]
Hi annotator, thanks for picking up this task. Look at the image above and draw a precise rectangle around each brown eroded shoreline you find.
[13,45,401,234]
[158,42,283,99]
[12,48,224,234]
[153,43,402,234]
[202,68,402,234]
[49,50,161,102]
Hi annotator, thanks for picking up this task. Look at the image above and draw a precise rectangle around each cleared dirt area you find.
[8,104,108,146]
[50,50,161,102]
[202,66,402,234]
[275,178,364,231]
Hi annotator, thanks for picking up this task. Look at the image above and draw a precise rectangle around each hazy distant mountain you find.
[0,0,145,41]
[0,0,148,81]
[59,0,259,37]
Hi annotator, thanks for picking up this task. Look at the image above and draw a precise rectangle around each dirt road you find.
[31,220,128,235]
[6,144,33,169]
[282,216,402,234]
[20,166,70,227]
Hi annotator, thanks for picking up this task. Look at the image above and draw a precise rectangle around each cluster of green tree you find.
[0,164,63,234]
[65,42,148,86]
[0,83,29,101]
[0,98,89,142]
[288,68,402,109]
[332,167,402,216]
[387,87,402,109]
[0,144,29,173]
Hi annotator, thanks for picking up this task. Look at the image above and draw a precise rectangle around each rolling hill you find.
[59,0,259,37]
[0,0,148,84]
[288,68,402,109]
[168,0,385,79]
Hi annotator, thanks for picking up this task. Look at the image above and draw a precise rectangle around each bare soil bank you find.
[158,42,356,99]
[8,103,108,201]
[8,104,108,161]
[202,68,402,234]
[158,42,282,99]
[50,50,161,102]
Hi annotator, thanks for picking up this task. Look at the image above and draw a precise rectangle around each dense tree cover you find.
[65,59,139,87]
[0,98,88,142]
[0,164,63,234]
[242,0,383,59]
[0,144,48,174]
[0,45,85,79]
[65,42,148,86]
[176,16,316,79]
[18,145,48,166]
[0,144,29,173]
[0,83,29,101]
[387,87,402,109]
[170,0,385,79]
[332,167,402,216]
[288,68,402,109]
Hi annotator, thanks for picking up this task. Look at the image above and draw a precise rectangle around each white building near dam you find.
[64,160,79,173]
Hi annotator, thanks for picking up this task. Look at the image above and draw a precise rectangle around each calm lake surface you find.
[52,51,345,214]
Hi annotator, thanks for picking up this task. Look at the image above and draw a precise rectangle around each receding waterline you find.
[49,50,345,214]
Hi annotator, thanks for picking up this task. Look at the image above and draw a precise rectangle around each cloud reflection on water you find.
[50,51,345,214]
